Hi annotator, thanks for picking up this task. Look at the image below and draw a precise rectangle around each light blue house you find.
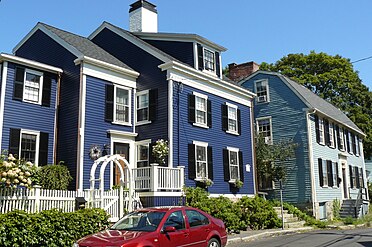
[240,70,368,219]
[1,0,256,207]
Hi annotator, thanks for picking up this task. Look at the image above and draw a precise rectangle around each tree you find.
[260,51,372,157]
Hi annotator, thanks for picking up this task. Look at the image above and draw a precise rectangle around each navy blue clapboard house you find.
[0,0,256,206]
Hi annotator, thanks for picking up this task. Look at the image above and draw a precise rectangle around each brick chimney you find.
[228,61,259,82]
[129,0,158,32]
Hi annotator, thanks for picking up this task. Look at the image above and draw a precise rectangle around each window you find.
[332,162,338,187]
[164,211,185,230]
[23,69,43,103]
[188,93,211,128]
[114,86,130,124]
[356,136,360,156]
[228,148,240,181]
[352,133,357,155]
[203,48,215,72]
[186,210,209,227]
[255,79,269,103]
[195,144,208,179]
[348,131,353,154]
[227,104,238,133]
[188,142,213,181]
[20,131,38,164]
[350,165,356,189]
[136,142,149,168]
[318,158,328,187]
[318,119,325,144]
[257,117,272,144]
[337,126,345,151]
[136,91,149,123]
[329,123,335,148]
[223,147,243,183]
[359,167,364,188]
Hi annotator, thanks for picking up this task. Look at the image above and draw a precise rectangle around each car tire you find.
[207,238,220,247]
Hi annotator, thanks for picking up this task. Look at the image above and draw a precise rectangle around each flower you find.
[8,154,15,161]
[152,139,169,165]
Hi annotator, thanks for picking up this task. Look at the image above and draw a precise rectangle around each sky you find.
[0,0,371,90]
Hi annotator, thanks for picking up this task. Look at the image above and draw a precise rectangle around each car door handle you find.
[184,233,189,237]
[205,228,210,232]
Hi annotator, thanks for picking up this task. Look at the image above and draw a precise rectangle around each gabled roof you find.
[13,22,135,73]
[240,71,364,135]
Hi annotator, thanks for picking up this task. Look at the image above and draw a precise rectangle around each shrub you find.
[37,162,72,190]
[0,208,109,246]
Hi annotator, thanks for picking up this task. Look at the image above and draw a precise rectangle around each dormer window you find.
[254,79,270,103]
[196,44,221,77]
[203,48,215,72]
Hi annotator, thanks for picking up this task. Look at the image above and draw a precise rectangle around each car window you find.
[186,210,209,228]
[111,211,165,232]
[164,210,185,230]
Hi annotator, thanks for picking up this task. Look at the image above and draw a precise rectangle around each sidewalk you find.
[227,227,314,245]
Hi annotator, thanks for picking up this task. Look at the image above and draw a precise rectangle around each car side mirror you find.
[162,226,176,233]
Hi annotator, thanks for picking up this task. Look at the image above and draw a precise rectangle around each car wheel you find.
[207,238,220,247]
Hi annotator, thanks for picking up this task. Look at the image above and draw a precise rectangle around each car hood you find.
[78,229,151,246]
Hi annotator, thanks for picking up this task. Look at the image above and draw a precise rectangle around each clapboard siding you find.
[1,62,57,165]
[144,40,195,67]
[15,29,81,189]
[92,28,168,142]
[84,75,135,189]
[140,196,183,208]
[241,74,311,204]
[173,83,254,196]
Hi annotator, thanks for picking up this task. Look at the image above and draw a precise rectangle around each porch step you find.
[273,207,305,228]
[340,199,359,218]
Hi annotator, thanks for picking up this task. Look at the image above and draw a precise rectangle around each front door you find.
[113,142,129,185]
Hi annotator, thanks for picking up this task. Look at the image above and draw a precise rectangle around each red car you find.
[74,206,227,247]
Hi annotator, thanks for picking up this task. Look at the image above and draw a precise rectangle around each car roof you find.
[137,206,198,213]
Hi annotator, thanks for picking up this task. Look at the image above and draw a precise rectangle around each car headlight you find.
[72,243,79,247]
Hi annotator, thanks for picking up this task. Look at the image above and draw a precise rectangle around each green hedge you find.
[0,208,110,247]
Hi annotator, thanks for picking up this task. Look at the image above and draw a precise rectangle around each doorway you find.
[342,166,348,199]
[113,142,129,185]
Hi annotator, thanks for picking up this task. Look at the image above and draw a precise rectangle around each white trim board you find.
[0,53,63,73]
[0,62,8,151]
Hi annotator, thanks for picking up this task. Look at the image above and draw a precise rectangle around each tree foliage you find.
[260,51,372,157]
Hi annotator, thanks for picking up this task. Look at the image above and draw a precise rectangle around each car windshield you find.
[110,211,166,232]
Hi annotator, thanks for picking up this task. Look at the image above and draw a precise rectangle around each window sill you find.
[256,101,270,104]
[202,69,217,77]
[136,120,152,126]
[226,130,239,136]
[22,99,42,105]
[112,121,132,127]
[193,123,209,129]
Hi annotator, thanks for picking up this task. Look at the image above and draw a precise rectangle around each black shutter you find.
[352,133,357,154]
[221,104,228,131]
[318,158,323,187]
[149,89,158,121]
[197,44,204,71]
[239,151,244,182]
[223,149,230,181]
[207,99,212,127]
[360,168,364,188]
[349,165,353,188]
[188,144,196,180]
[38,132,49,166]
[149,142,155,164]
[9,128,21,158]
[42,73,52,107]
[105,84,114,122]
[188,94,195,124]
[207,146,213,180]
[315,115,320,143]
[336,162,340,187]
[345,130,350,153]
[13,67,24,101]
[327,160,333,187]
[324,120,330,146]
[237,109,241,135]
[355,167,360,188]
[215,51,221,77]
[336,125,341,150]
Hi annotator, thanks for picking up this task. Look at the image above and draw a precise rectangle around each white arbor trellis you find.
[89,154,137,220]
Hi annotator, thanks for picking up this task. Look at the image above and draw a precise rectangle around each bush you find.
[37,162,72,190]
[0,208,109,246]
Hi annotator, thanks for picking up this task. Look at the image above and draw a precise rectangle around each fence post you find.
[178,166,185,190]
[150,163,159,192]
[33,185,41,213]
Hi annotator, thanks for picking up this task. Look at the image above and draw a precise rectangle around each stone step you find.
[284,221,306,229]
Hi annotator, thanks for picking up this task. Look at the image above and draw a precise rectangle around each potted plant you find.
[152,139,169,165]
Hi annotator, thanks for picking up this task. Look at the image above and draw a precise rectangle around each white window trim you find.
[332,161,338,188]
[339,127,345,151]
[135,89,150,125]
[136,139,151,168]
[193,92,208,128]
[254,79,270,103]
[226,102,238,135]
[356,136,360,157]
[113,84,131,126]
[23,68,43,105]
[19,129,40,166]
[203,47,216,74]
[348,132,353,154]
[318,118,325,145]
[193,141,208,181]
[256,116,273,144]
[227,146,240,183]
[321,159,328,187]
[329,122,335,148]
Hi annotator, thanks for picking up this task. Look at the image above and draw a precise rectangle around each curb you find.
[227,227,313,245]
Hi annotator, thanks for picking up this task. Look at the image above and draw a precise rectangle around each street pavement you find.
[227,227,372,247]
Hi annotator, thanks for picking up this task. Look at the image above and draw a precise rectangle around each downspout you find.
[168,78,173,167]
[53,72,62,165]
[306,108,317,217]
[250,98,258,195]
[0,62,6,152]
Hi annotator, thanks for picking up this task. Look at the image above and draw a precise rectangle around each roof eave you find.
[0,53,63,73]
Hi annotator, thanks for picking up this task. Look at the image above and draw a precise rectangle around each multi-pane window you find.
[24,69,42,103]
[322,159,328,186]
[228,148,239,181]
[257,118,272,144]
[203,48,215,71]
[356,136,360,156]
[195,95,207,125]
[115,87,130,124]
[136,91,149,122]
[339,127,345,151]
[359,167,364,188]
[350,166,356,188]
[195,144,207,179]
[136,143,149,168]
[329,123,335,147]
[227,105,238,133]
[20,132,37,163]
[255,79,269,103]
[348,131,353,154]
[332,162,338,187]
[318,118,325,144]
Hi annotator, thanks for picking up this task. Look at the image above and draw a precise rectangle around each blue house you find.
[3,0,256,207]
[0,53,62,166]
[239,70,368,219]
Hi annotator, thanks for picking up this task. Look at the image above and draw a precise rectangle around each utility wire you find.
[351,56,372,64]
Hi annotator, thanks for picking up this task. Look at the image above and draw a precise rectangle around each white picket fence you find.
[0,186,136,222]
